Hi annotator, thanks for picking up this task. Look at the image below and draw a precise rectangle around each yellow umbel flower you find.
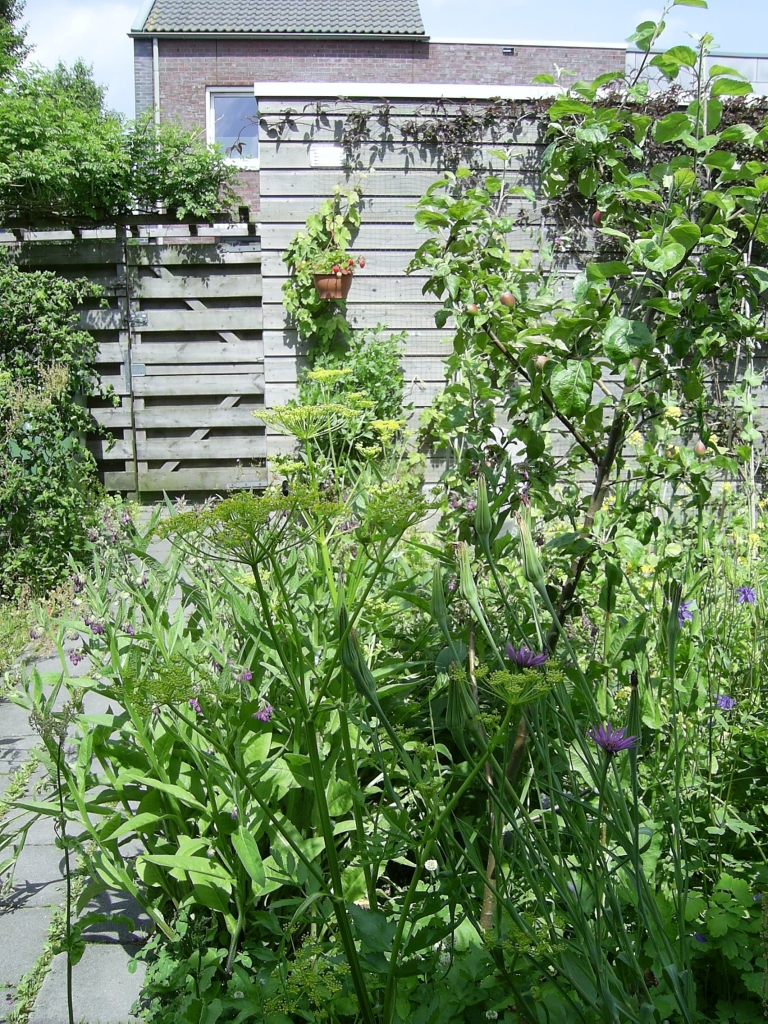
[664,406,682,421]
[304,367,352,384]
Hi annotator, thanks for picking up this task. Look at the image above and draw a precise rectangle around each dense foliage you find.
[0,63,237,222]
[0,0,27,78]
[0,252,104,595]
[5,6,768,1024]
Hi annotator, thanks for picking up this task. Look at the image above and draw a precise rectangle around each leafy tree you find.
[0,0,27,78]
[0,62,237,221]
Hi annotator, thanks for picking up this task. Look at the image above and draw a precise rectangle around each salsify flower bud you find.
[515,510,545,589]
[475,476,492,542]
[457,542,479,606]
[431,563,448,627]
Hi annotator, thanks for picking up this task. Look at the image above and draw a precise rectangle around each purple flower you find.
[465,500,477,512]
[736,586,756,605]
[506,642,548,668]
[123,624,136,636]
[235,668,253,682]
[72,574,85,593]
[121,512,132,526]
[587,722,638,754]
[678,601,694,627]
[69,651,84,666]
[189,698,202,715]
[716,694,736,711]
[693,933,707,943]
[86,528,99,542]
[90,621,105,636]
[29,627,41,640]
[254,703,274,723]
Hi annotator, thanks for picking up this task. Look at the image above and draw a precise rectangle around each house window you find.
[208,90,259,167]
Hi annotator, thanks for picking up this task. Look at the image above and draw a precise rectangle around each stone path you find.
[1,654,148,1024]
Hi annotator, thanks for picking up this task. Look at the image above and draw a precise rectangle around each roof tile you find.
[142,0,426,35]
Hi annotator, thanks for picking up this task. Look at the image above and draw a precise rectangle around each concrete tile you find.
[22,815,56,847]
[81,891,151,945]
[0,703,34,741]
[29,945,145,1024]
[0,906,52,987]
[5,843,65,909]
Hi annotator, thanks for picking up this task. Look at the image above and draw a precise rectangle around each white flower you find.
[424,858,439,872]
[486,1013,499,1021]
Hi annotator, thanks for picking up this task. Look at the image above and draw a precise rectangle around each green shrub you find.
[0,62,236,222]
[0,252,103,595]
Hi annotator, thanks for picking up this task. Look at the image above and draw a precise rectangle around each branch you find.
[487,328,600,465]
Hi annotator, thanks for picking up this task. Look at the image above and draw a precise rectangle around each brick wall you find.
[146,35,624,213]
[134,38,154,120]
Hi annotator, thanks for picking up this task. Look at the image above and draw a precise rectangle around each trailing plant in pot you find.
[282,184,364,359]
[309,250,365,300]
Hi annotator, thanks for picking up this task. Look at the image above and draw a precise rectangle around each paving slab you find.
[29,945,145,1024]
[0,905,53,987]
[5,843,65,909]
[0,702,34,739]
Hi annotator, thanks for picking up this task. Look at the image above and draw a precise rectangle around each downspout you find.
[152,36,160,124]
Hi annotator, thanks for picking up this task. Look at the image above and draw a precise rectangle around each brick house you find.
[129,0,626,216]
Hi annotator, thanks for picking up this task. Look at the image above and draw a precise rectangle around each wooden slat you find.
[263,304,443,330]
[99,374,130,396]
[262,329,452,357]
[260,169,456,198]
[134,467,268,492]
[134,308,263,332]
[261,143,541,171]
[18,241,123,266]
[133,373,265,397]
[135,341,264,364]
[81,309,124,330]
[89,438,132,460]
[90,407,133,428]
[128,245,261,266]
[261,222,538,251]
[258,114,544,146]
[137,436,267,460]
[263,275,444,305]
[96,343,126,362]
[143,362,263,376]
[135,273,262,299]
[260,194,539,224]
[135,406,262,428]
[262,251,429,277]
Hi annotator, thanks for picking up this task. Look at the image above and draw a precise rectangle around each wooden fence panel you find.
[258,98,552,481]
[125,238,266,494]
[1,230,267,496]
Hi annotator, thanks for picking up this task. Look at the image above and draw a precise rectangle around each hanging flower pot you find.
[314,272,353,300]
[308,254,365,300]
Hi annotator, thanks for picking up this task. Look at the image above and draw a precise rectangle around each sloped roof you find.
[136,0,426,36]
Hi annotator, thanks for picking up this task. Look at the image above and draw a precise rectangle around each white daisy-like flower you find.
[424,858,439,872]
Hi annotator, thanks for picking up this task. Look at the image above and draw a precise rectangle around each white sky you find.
[19,0,768,119]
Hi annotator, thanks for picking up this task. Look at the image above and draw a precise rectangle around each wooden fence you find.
[257,100,566,479]
[1,99,578,495]
[5,228,267,495]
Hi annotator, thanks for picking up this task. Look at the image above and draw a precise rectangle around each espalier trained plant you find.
[412,1,768,626]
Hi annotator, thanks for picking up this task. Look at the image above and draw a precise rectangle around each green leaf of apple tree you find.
[550,361,593,417]
[603,317,654,364]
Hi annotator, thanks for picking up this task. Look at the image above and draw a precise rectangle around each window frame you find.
[206,87,260,170]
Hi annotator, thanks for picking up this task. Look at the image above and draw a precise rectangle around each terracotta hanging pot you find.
[314,273,353,300]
